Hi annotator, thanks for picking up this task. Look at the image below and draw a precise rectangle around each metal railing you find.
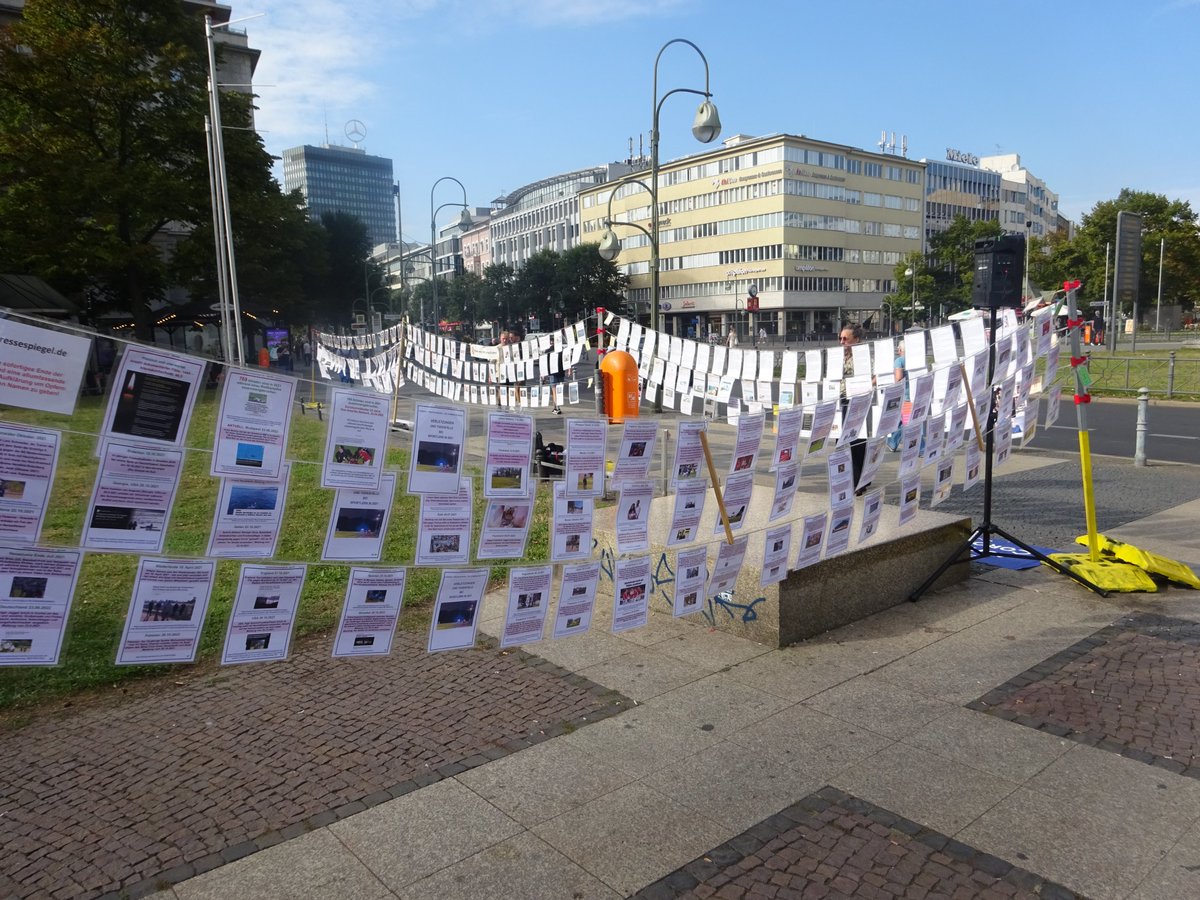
[1059,351,1200,398]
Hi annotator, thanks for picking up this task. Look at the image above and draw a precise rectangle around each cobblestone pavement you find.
[970,613,1200,777]
[634,787,1079,900]
[934,451,1200,551]
[0,632,626,900]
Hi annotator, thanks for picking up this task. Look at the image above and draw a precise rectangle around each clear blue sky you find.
[245,0,1199,244]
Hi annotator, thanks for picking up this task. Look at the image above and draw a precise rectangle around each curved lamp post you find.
[599,39,719,412]
[429,176,471,333]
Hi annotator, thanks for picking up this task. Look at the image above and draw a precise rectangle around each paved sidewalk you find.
[146,500,1200,900]
[0,631,625,899]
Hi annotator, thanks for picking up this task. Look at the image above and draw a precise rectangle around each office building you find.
[979,153,1060,238]
[578,133,925,340]
[921,155,1002,242]
[491,162,641,270]
[281,144,396,249]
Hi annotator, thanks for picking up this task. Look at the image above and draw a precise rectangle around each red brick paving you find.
[635,788,1078,900]
[0,632,625,900]
[970,613,1200,776]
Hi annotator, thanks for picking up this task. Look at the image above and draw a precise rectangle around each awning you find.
[0,275,79,318]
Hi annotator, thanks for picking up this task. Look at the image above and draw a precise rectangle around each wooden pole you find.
[698,429,734,545]
[959,362,986,452]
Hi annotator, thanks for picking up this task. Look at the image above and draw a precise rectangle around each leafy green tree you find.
[514,249,559,330]
[315,211,372,327]
[0,0,213,338]
[479,263,517,327]
[556,243,628,321]
[926,215,1003,313]
[883,251,935,329]
[1068,190,1200,318]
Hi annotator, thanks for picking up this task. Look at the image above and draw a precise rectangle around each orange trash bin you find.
[599,350,639,422]
[258,347,270,368]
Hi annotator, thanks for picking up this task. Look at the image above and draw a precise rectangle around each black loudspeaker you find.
[971,234,1026,308]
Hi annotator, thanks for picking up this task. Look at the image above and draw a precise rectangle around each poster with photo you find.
[908,372,933,426]
[101,346,205,449]
[728,411,765,475]
[707,534,749,599]
[207,465,291,558]
[500,565,552,648]
[332,567,407,658]
[611,421,659,485]
[211,369,296,479]
[672,546,708,617]
[826,447,854,508]
[715,471,754,535]
[551,481,593,562]
[564,418,605,497]
[946,402,969,453]
[484,415,532,501]
[795,512,828,569]
[322,388,391,491]
[0,318,92,416]
[836,390,873,447]
[806,399,838,457]
[407,401,465,495]
[963,442,983,492]
[220,563,306,665]
[875,382,905,441]
[322,472,397,562]
[611,554,651,633]
[115,558,215,665]
[667,481,707,547]
[768,462,800,522]
[931,458,956,507]
[671,421,707,487]
[0,544,82,666]
[898,474,922,527]
[428,567,488,653]
[615,480,653,555]
[995,416,1014,468]
[922,411,947,466]
[415,481,472,566]
[553,560,601,638]
[761,524,793,587]
[826,503,854,557]
[856,438,886,494]
[897,422,924,479]
[857,488,884,543]
[478,485,536,560]
[772,406,803,469]
[0,423,60,544]
[1045,384,1062,428]
[82,441,183,554]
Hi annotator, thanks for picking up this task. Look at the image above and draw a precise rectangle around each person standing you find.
[726,326,738,349]
[839,324,869,492]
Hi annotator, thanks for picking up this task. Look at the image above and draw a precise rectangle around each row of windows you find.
[625,274,897,301]
[653,243,904,272]
[585,209,922,244]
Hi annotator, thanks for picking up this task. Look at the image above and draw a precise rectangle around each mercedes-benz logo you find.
[345,119,367,144]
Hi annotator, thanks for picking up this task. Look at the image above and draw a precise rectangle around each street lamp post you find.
[904,266,917,325]
[600,38,719,413]
[429,176,470,334]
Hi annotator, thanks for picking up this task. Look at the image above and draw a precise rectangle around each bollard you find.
[1168,351,1176,399]
[1134,386,1149,467]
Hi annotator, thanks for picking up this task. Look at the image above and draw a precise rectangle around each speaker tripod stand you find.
[908,304,1106,602]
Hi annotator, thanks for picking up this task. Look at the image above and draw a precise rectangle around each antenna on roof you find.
[324,106,329,145]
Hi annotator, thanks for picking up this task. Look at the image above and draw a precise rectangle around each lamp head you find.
[457,207,472,229]
[597,227,622,262]
[692,99,721,144]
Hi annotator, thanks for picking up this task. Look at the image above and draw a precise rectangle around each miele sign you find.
[945,148,979,166]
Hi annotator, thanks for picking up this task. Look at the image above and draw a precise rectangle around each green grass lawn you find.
[0,389,551,714]
[1056,347,1200,399]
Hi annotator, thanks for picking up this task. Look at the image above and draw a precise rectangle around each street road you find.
[1034,397,1198,464]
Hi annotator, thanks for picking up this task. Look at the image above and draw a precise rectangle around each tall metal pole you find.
[1103,242,1112,351]
[1156,237,1164,332]
[204,16,243,365]
[204,116,232,365]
